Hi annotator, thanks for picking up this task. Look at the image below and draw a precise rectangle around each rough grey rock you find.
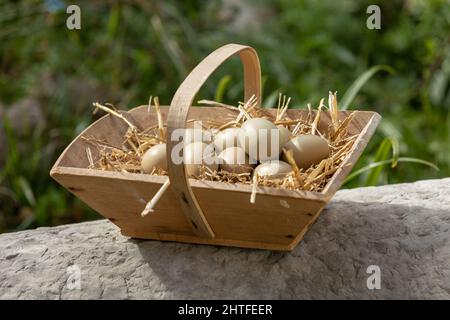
[1,178,449,299]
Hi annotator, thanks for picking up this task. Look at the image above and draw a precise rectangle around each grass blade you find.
[345,157,439,184]
[17,176,36,206]
[150,15,187,79]
[396,157,439,171]
[364,138,393,186]
[390,137,400,167]
[341,65,395,110]
[214,75,231,103]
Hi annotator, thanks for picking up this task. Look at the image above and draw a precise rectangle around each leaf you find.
[107,4,120,38]
[150,15,187,79]
[390,137,400,167]
[396,157,439,171]
[17,176,36,206]
[345,157,439,184]
[341,65,395,110]
[214,75,231,103]
[364,138,393,186]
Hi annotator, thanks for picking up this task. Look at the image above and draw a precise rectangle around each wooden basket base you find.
[120,223,313,251]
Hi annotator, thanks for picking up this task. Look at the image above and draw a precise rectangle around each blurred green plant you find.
[339,65,439,186]
[0,0,449,232]
[340,65,395,110]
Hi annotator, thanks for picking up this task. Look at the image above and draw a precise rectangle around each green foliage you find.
[214,75,232,103]
[340,65,395,110]
[0,0,449,232]
[344,137,438,186]
[345,157,439,185]
[365,138,399,186]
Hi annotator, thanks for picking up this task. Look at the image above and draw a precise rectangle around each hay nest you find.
[82,93,357,193]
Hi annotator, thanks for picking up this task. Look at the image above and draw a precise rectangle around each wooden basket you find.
[50,44,381,251]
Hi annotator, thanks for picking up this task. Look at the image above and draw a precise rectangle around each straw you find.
[141,179,171,217]
[86,93,357,198]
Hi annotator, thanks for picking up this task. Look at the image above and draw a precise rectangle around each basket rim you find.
[51,104,381,203]
[50,166,332,202]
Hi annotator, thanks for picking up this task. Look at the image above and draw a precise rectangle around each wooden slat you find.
[51,167,326,250]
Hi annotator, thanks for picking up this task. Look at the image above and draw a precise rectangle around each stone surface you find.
[0,178,449,299]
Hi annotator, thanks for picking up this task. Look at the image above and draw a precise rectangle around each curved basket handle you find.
[166,43,262,238]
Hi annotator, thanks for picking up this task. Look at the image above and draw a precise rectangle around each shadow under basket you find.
[50,44,381,251]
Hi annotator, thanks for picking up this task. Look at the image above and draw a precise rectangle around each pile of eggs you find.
[141,117,330,181]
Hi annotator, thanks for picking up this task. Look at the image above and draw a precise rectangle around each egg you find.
[254,160,293,179]
[141,143,167,173]
[217,147,254,174]
[283,134,329,169]
[213,127,241,153]
[238,118,282,161]
[183,141,218,176]
[277,125,292,147]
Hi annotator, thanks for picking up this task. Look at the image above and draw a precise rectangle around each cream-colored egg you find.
[213,127,241,153]
[217,147,254,174]
[238,118,281,161]
[183,142,218,176]
[141,143,167,173]
[254,160,293,179]
[277,125,292,148]
[283,134,329,169]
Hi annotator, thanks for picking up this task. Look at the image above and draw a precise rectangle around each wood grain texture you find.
[50,43,380,251]
[51,167,325,251]
[50,104,380,251]
[166,44,261,238]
